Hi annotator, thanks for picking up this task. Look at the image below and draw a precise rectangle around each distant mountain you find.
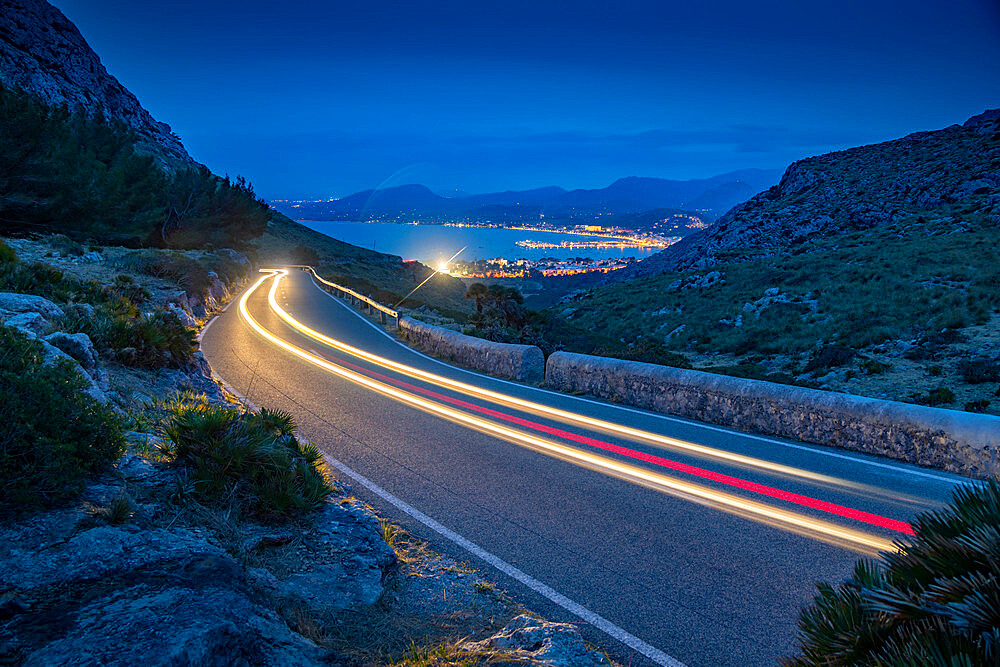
[620,109,1000,279]
[0,0,192,166]
[273,169,781,225]
[553,170,779,214]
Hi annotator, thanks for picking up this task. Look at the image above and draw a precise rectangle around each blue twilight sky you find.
[51,0,1000,199]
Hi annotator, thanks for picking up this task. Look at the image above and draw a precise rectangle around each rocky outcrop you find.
[37,338,107,403]
[399,316,545,383]
[622,109,1000,278]
[462,614,607,666]
[0,451,398,665]
[0,520,326,666]
[0,0,192,166]
[545,351,1000,477]
[248,499,397,615]
[0,292,108,402]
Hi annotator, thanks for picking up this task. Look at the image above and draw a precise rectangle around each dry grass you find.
[85,489,136,525]
[393,638,526,666]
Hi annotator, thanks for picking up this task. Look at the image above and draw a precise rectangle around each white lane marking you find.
[320,452,687,667]
[300,272,962,485]
[198,294,685,664]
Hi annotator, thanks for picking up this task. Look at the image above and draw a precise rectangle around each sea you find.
[298,220,657,266]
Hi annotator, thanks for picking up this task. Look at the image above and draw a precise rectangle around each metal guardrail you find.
[287,265,399,326]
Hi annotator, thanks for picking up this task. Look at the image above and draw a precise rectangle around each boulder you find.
[38,340,106,403]
[168,302,197,328]
[43,331,97,370]
[257,499,397,614]
[0,293,64,319]
[462,614,606,667]
[162,289,189,308]
[2,311,49,337]
[82,250,104,262]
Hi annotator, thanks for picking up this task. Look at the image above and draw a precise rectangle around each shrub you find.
[116,250,247,299]
[116,251,213,296]
[291,244,320,265]
[65,302,196,368]
[110,274,150,305]
[957,357,1000,384]
[860,358,891,375]
[0,239,17,264]
[0,260,107,304]
[804,345,855,373]
[49,234,84,256]
[964,399,991,413]
[160,401,331,518]
[912,386,956,407]
[595,339,693,369]
[786,480,1000,666]
[0,326,125,512]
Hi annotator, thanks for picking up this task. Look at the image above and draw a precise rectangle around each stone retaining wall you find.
[398,317,544,383]
[545,351,1000,478]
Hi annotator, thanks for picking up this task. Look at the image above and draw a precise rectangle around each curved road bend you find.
[201,268,968,667]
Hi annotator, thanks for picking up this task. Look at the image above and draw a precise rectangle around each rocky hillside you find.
[0,0,191,166]
[622,109,1000,278]
[542,109,1000,416]
[0,238,607,665]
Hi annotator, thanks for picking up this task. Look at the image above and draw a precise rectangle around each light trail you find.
[300,343,914,535]
[239,271,899,553]
[287,267,885,495]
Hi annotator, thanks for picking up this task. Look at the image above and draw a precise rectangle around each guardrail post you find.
[380,311,387,324]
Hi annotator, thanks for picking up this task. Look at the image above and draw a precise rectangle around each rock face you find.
[0,0,192,166]
[621,109,1000,278]
[399,316,545,383]
[545,350,1000,477]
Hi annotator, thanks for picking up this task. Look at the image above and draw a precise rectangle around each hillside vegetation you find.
[1,84,271,248]
[551,111,1000,414]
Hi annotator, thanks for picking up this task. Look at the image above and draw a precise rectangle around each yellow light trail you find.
[281,267,878,496]
[239,270,897,554]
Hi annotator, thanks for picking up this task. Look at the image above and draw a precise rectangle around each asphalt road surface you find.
[200,268,969,666]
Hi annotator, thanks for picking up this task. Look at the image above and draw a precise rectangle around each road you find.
[201,268,968,666]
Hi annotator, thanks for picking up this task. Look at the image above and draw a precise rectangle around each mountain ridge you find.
[272,168,781,224]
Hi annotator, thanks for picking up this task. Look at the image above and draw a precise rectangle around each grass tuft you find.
[159,400,332,518]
